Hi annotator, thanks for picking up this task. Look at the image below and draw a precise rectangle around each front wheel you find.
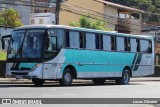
[59,68,73,86]
[32,78,45,86]
[115,69,130,85]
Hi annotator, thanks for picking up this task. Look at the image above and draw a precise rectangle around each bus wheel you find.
[92,78,106,85]
[59,68,73,86]
[115,69,130,85]
[32,78,45,86]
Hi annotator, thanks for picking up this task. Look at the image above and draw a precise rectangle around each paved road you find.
[0,77,160,107]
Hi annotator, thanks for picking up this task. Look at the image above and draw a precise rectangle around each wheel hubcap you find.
[64,73,71,83]
[123,71,129,83]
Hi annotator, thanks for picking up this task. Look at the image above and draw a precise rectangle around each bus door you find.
[140,40,153,76]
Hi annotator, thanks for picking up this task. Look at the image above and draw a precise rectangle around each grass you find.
[0,51,6,60]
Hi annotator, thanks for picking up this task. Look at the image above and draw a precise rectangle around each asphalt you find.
[0,77,159,83]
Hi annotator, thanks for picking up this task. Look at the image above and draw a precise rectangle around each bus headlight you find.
[31,64,41,71]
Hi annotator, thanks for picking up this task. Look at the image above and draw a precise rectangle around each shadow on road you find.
[0,81,143,88]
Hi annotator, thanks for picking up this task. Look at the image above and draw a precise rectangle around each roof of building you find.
[96,0,145,13]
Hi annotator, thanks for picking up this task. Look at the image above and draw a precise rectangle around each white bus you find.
[2,25,155,86]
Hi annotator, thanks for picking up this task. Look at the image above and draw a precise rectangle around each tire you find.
[115,69,130,85]
[59,68,73,86]
[32,78,45,86]
[92,78,106,85]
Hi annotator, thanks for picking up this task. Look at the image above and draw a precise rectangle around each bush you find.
[0,52,6,60]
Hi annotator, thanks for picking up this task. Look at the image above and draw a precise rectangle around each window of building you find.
[103,35,111,51]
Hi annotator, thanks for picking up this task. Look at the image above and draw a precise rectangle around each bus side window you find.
[140,40,151,53]
[124,38,131,52]
[117,37,124,51]
[128,38,131,51]
[46,36,57,51]
[131,38,136,52]
[103,35,111,51]
[69,31,79,48]
[148,41,152,53]
[66,31,70,47]
[84,33,86,48]
[86,33,95,49]
[111,36,116,51]
[100,34,103,50]
[95,34,99,49]
[136,39,140,52]
[79,32,83,48]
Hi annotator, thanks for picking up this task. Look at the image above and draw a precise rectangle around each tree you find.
[0,8,23,27]
[69,15,110,31]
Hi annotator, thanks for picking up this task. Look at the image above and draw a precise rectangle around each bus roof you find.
[16,24,153,40]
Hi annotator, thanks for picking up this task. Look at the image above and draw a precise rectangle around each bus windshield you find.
[8,29,45,59]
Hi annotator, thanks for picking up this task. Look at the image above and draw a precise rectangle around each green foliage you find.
[0,52,6,60]
[69,15,110,31]
[0,8,23,27]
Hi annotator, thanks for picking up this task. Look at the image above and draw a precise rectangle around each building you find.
[59,0,144,35]
[0,0,31,25]
[30,13,56,24]
[31,0,56,13]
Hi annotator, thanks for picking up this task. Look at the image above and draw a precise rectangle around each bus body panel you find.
[6,48,154,79]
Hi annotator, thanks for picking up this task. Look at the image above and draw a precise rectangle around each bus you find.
[2,25,155,86]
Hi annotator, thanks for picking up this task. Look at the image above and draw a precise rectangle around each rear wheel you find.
[32,78,45,86]
[115,69,130,85]
[92,78,106,85]
[59,68,73,86]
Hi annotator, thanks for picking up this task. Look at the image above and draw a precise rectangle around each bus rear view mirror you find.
[1,35,11,50]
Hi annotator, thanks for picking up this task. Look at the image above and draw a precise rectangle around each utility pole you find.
[55,0,61,25]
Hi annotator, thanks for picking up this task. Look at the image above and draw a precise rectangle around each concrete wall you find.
[130,19,141,35]
[104,5,117,31]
